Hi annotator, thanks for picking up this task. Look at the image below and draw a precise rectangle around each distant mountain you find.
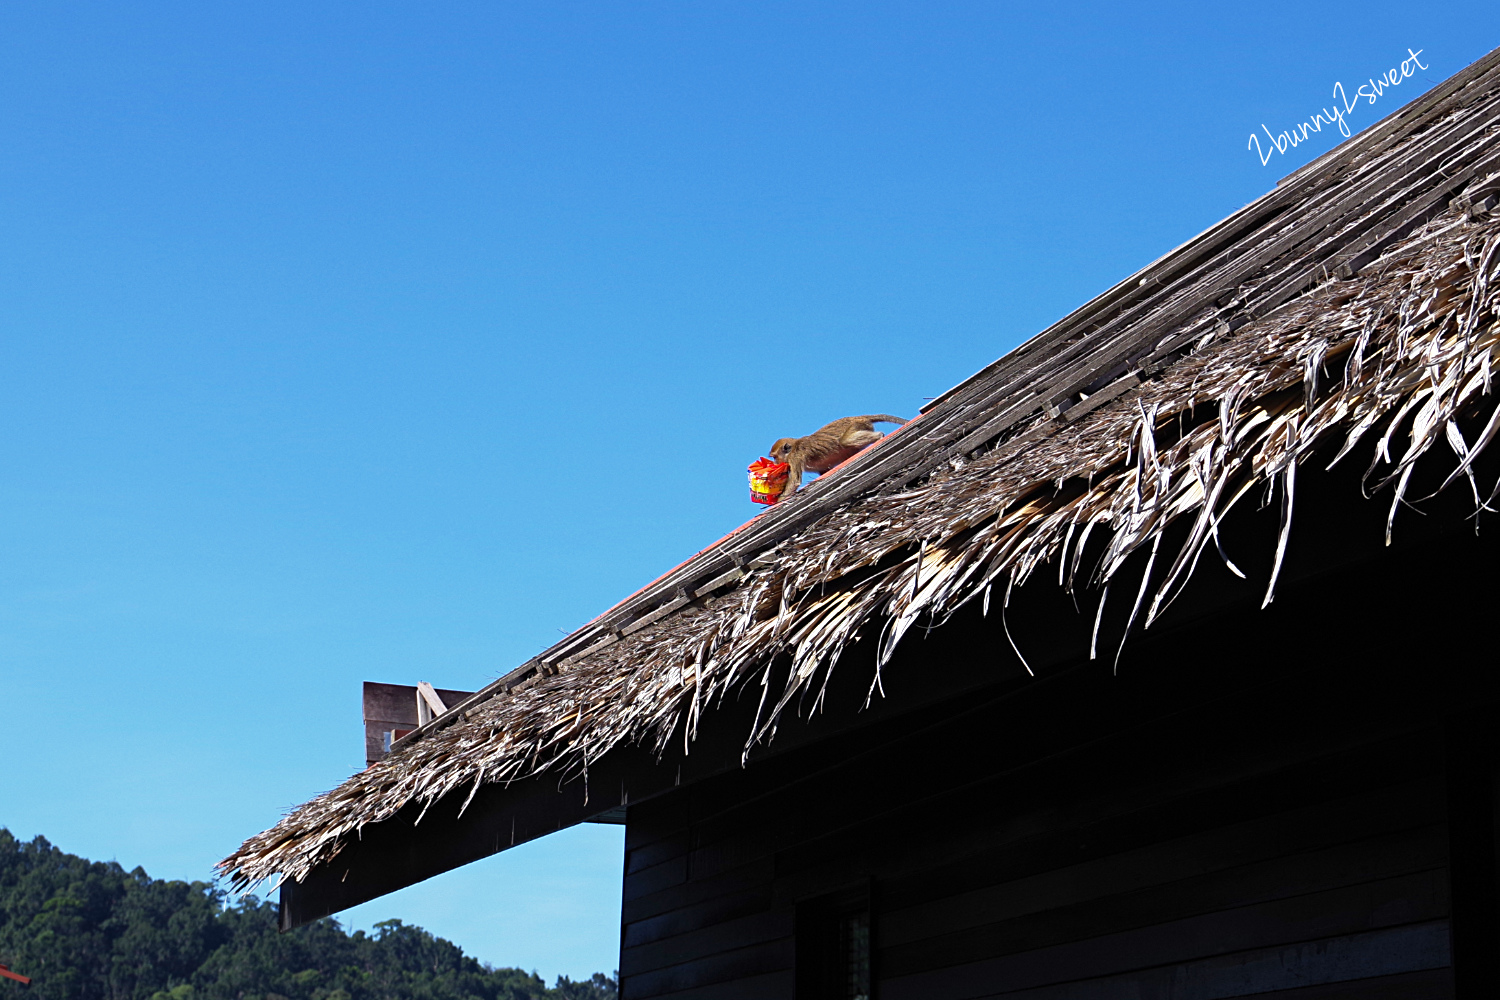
[0,830,614,1000]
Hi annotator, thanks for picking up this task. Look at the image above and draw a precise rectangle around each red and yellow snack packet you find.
[748,457,791,505]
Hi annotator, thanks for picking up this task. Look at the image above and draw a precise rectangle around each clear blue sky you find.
[1,0,1493,982]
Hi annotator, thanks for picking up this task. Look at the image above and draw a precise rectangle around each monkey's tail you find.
[863,414,909,425]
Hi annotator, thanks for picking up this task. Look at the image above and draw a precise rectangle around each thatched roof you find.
[221,45,1500,893]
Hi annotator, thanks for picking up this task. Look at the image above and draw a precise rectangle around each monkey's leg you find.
[840,429,883,450]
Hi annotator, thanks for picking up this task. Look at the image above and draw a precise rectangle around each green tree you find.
[0,831,614,1000]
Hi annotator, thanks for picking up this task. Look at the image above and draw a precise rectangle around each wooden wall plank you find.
[883,870,1447,996]
[626,832,690,875]
[880,869,1448,984]
[623,885,776,950]
[621,855,688,902]
[1236,967,1452,999]
[623,969,793,1000]
[626,796,692,851]
[621,938,793,1000]
[622,859,775,926]
[780,733,1440,911]
[880,922,1451,1000]
[621,910,790,979]
[880,787,1440,947]
[881,828,1447,976]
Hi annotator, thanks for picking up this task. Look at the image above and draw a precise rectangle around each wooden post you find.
[416,681,447,725]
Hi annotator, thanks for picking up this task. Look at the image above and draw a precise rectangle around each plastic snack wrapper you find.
[748,457,791,505]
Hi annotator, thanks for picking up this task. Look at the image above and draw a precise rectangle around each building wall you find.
[621,694,1456,998]
[616,539,1500,1000]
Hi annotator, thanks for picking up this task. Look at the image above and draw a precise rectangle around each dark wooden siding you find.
[623,714,1455,998]
[615,555,1500,998]
[622,731,1453,998]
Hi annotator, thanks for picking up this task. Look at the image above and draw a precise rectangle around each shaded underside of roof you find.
[222,44,1500,892]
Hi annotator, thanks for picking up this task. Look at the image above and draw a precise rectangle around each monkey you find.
[769,415,908,498]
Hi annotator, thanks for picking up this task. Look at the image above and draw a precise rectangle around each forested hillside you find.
[0,831,614,1000]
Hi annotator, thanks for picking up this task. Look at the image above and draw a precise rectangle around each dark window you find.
[796,886,872,1000]
[839,907,871,999]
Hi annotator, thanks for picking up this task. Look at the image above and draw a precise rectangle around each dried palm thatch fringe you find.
[221,209,1500,892]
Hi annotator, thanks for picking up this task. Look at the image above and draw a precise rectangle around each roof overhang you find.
[278,426,1497,928]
